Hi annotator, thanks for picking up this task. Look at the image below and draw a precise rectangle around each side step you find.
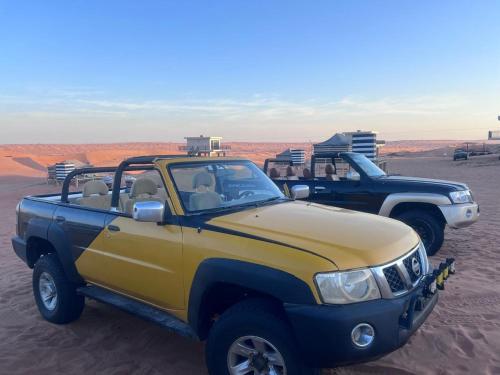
[78,285,198,340]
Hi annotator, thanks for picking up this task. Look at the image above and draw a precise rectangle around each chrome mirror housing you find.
[291,185,310,200]
[133,201,165,223]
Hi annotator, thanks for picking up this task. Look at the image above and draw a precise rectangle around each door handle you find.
[107,225,120,232]
[315,186,326,191]
[55,216,66,223]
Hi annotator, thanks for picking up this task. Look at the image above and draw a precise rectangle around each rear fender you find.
[46,223,84,284]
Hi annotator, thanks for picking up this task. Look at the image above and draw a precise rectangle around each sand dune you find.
[3,140,497,178]
[0,145,499,374]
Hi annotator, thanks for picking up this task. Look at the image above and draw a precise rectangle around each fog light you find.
[351,323,375,348]
[466,209,472,219]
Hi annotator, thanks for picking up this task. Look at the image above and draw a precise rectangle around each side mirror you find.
[133,201,165,223]
[346,171,360,181]
[291,185,310,200]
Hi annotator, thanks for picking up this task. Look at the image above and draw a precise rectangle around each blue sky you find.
[0,1,499,143]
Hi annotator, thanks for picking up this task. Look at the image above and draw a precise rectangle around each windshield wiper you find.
[253,196,289,206]
[194,196,287,215]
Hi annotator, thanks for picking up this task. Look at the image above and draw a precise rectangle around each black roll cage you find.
[263,152,371,180]
[61,155,189,207]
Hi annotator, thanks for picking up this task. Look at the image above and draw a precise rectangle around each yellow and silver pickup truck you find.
[12,155,455,374]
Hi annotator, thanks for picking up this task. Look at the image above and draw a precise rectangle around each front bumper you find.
[439,202,479,228]
[285,285,438,368]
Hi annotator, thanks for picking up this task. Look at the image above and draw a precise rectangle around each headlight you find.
[449,190,473,204]
[315,269,381,304]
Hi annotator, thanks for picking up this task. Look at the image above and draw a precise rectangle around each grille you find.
[382,266,405,293]
[402,250,422,283]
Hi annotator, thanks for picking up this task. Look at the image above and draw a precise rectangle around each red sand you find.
[0,143,499,374]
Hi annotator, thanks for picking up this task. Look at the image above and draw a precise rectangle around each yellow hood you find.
[208,200,420,270]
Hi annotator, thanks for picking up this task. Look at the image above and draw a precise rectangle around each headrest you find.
[83,181,109,197]
[303,168,312,179]
[102,175,113,186]
[286,166,295,177]
[192,172,213,189]
[325,164,335,175]
[145,173,163,188]
[269,168,280,178]
[130,178,158,197]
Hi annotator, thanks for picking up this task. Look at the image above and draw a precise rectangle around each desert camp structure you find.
[488,130,500,140]
[276,149,306,165]
[313,130,384,162]
[312,134,352,155]
[47,160,93,186]
[179,135,231,157]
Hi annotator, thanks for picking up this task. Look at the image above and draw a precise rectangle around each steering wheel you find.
[238,191,255,199]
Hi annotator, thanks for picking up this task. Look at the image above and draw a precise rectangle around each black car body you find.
[265,152,479,255]
[453,149,469,161]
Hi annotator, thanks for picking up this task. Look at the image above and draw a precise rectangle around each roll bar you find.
[61,155,188,206]
[110,155,189,209]
[61,166,154,203]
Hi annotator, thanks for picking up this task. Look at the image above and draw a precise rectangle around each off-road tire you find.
[206,298,319,375]
[396,209,445,256]
[33,253,85,324]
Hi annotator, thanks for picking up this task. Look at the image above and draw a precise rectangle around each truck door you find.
[76,212,184,311]
[51,205,107,266]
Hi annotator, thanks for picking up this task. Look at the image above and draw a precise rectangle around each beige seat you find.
[76,180,111,210]
[146,173,168,202]
[125,178,163,215]
[325,164,340,181]
[269,168,280,179]
[286,166,299,180]
[303,168,312,179]
[189,172,222,211]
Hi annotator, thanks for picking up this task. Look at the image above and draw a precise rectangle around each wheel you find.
[33,253,85,324]
[395,209,445,256]
[206,298,318,375]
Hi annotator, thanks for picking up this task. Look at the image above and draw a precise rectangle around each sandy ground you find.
[0,155,499,374]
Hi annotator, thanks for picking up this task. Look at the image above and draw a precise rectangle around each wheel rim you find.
[39,272,58,311]
[227,335,286,375]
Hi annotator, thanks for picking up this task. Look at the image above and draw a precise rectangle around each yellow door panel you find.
[76,215,184,311]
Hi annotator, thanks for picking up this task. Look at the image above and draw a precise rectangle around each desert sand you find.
[0,144,499,374]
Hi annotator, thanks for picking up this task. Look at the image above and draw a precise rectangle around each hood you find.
[379,175,468,191]
[207,201,419,270]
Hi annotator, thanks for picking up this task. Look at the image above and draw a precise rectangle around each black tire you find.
[33,253,85,324]
[396,209,445,256]
[206,298,318,375]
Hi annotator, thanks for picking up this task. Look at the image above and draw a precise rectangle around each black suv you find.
[264,152,479,255]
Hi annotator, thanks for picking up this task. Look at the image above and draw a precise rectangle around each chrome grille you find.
[382,266,405,293]
[371,243,429,298]
[402,250,422,283]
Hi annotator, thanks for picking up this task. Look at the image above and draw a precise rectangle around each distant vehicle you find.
[264,152,480,255]
[453,149,469,161]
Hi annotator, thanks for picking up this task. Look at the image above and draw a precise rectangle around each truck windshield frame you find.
[347,153,386,178]
[168,160,286,214]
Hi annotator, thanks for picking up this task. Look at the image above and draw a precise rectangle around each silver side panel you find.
[439,202,479,228]
[378,193,451,217]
